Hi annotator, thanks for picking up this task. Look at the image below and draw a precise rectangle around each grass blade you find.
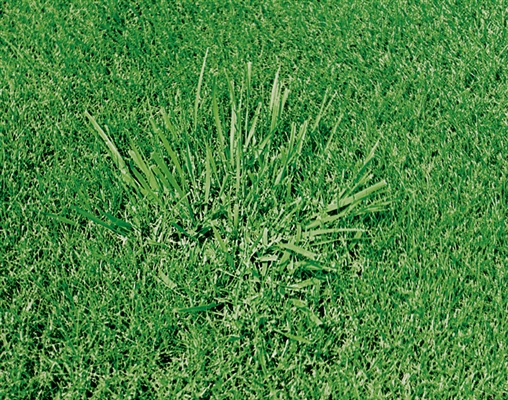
[341,140,380,198]
[227,75,237,168]
[184,143,196,187]
[204,146,212,204]
[128,146,159,192]
[129,164,161,204]
[273,329,311,344]
[43,212,78,227]
[311,89,337,133]
[102,212,133,232]
[152,152,185,200]
[74,207,125,235]
[85,111,136,188]
[153,121,187,193]
[277,243,317,260]
[212,80,227,162]
[333,180,387,211]
[194,48,208,128]
[287,278,321,290]
[174,303,220,313]
[158,271,177,289]
[302,228,365,240]
[245,102,262,149]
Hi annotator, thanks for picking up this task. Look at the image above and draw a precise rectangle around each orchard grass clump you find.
[76,56,389,289]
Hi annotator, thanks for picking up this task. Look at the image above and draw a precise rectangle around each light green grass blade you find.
[306,179,387,229]
[245,102,262,149]
[153,121,188,193]
[85,111,136,188]
[273,329,311,344]
[158,271,177,289]
[341,140,380,198]
[243,62,252,137]
[290,299,323,326]
[211,225,227,253]
[194,48,208,128]
[355,199,393,214]
[257,255,279,263]
[151,152,186,201]
[277,243,317,260]
[204,146,212,204]
[308,312,323,326]
[151,165,171,195]
[311,89,337,132]
[128,146,159,192]
[129,164,161,204]
[274,120,308,186]
[184,143,196,187]
[160,108,178,141]
[235,135,242,196]
[269,68,280,115]
[335,180,387,211]
[102,212,133,231]
[269,68,281,132]
[233,202,240,232]
[287,278,321,290]
[302,228,365,239]
[295,261,337,273]
[212,80,227,163]
[227,75,237,168]
[268,69,290,131]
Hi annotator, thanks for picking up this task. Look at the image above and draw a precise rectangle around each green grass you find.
[1,0,507,398]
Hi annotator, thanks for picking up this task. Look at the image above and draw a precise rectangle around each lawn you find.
[1,0,507,398]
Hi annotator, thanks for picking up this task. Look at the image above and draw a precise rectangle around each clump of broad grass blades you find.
[81,54,390,279]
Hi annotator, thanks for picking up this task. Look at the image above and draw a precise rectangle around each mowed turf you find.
[1,0,507,398]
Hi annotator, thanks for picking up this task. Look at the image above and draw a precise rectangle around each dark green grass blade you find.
[73,207,128,235]
[173,303,221,313]
[42,212,79,227]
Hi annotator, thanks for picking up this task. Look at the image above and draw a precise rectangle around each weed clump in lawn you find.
[80,55,390,273]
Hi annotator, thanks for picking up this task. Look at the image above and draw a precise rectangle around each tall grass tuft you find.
[81,57,390,271]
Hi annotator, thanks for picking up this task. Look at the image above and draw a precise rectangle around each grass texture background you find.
[1,0,507,398]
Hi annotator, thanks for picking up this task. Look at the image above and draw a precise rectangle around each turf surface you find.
[1,0,507,398]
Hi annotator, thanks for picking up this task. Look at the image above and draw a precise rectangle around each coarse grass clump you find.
[75,54,390,285]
